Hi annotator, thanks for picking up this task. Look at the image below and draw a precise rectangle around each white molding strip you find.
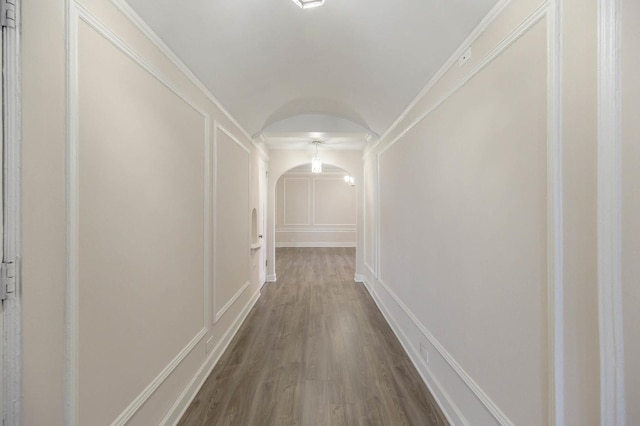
[212,121,251,325]
[111,328,207,426]
[276,228,356,233]
[360,277,464,426]
[364,0,514,158]
[108,0,269,160]
[66,4,211,424]
[547,1,564,424]
[362,157,378,279]
[65,3,80,422]
[275,242,356,248]
[364,262,376,278]
[266,274,277,282]
[375,277,513,424]
[373,5,564,421]
[214,280,251,323]
[377,1,549,158]
[597,0,626,423]
[283,177,311,226]
[211,120,218,325]
[160,289,261,426]
[216,122,251,154]
[376,154,381,279]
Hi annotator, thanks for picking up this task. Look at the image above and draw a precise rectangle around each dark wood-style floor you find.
[178,247,448,425]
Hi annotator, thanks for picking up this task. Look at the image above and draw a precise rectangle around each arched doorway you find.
[266,151,363,283]
[274,163,356,250]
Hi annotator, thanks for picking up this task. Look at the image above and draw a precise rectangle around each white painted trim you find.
[547,1,565,424]
[203,118,212,344]
[360,277,465,426]
[2,0,22,423]
[212,121,251,324]
[65,3,80,423]
[373,5,565,422]
[275,242,356,248]
[375,277,513,424]
[364,0,514,158]
[376,153,381,279]
[160,289,261,426]
[216,123,251,154]
[283,171,349,177]
[597,0,626,423]
[211,120,218,325]
[311,177,357,226]
[214,280,251,323]
[353,274,365,283]
[377,2,549,158]
[362,157,378,279]
[108,0,270,160]
[266,274,277,282]
[282,177,311,225]
[66,4,211,424]
[276,228,356,233]
[111,328,208,426]
[364,262,376,278]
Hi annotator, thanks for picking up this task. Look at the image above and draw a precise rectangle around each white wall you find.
[22,0,266,424]
[360,0,600,424]
[275,169,356,247]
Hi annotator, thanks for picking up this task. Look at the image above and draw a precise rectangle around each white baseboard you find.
[266,274,277,282]
[160,289,261,425]
[361,275,512,425]
[275,242,356,248]
[354,273,365,283]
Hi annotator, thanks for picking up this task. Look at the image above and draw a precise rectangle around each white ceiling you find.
[126,0,498,149]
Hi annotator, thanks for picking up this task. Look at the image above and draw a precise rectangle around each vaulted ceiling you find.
[126,0,498,149]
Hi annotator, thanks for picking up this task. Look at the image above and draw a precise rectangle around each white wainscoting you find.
[66,3,211,425]
[160,289,261,425]
[212,123,251,325]
[363,0,564,424]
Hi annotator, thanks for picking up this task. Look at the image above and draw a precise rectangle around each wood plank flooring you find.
[178,247,448,425]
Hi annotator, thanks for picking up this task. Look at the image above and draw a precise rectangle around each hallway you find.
[178,248,447,425]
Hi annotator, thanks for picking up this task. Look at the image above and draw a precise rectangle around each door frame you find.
[2,0,22,424]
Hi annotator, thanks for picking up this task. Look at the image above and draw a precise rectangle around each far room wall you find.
[276,165,356,247]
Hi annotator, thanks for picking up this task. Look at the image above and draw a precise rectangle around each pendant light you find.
[311,141,322,174]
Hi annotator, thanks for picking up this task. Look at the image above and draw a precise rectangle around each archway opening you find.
[273,162,357,277]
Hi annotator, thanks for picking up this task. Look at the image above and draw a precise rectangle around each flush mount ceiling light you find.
[292,0,325,9]
[311,141,322,174]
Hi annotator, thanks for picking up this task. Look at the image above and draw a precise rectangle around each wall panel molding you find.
[362,157,378,279]
[65,3,211,424]
[275,242,356,248]
[547,1,565,423]
[377,1,550,159]
[160,289,261,426]
[371,2,564,424]
[364,0,514,158]
[109,0,269,159]
[214,280,250,323]
[597,0,626,423]
[212,122,251,324]
[282,177,311,226]
[276,228,355,233]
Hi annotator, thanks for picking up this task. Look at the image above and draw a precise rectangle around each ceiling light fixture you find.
[344,175,355,186]
[292,0,325,9]
[311,141,322,174]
